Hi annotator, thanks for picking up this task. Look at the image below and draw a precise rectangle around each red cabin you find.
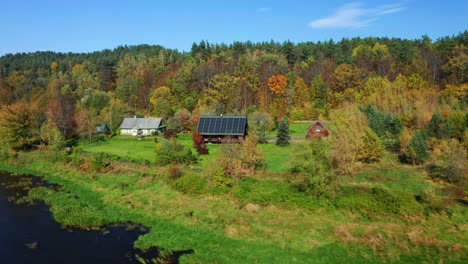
[306,119,329,139]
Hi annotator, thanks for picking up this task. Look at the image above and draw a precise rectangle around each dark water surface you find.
[0,171,151,264]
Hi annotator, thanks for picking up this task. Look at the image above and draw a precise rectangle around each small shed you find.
[95,124,111,134]
[119,117,165,136]
[306,119,329,139]
[196,116,247,143]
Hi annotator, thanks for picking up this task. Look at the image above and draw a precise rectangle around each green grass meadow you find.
[81,123,309,173]
[1,123,466,263]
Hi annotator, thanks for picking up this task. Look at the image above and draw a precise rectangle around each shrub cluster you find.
[155,138,196,165]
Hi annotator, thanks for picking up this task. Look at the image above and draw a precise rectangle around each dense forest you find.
[0,32,467,169]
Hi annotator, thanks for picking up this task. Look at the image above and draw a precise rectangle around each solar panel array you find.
[197,116,247,135]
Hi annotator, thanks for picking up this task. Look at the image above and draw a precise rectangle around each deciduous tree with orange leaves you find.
[267,74,287,94]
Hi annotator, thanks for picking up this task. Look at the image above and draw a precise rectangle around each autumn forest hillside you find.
[0,32,467,263]
[1,32,467,161]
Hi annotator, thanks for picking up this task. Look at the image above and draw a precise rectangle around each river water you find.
[0,171,154,264]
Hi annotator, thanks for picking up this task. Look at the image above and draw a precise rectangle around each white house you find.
[119,117,165,136]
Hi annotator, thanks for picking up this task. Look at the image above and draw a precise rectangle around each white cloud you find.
[257,7,272,13]
[309,2,405,29]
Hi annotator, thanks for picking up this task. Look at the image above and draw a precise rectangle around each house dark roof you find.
[196,116,247,135]
[119,118,163,129]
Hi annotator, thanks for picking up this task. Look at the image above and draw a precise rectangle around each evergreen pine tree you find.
[405,130,429,165]
[359,103,385,137]
[276,118,290,146]
[427,113,444,139]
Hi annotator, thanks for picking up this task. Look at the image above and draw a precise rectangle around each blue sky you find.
[1,0,467,55]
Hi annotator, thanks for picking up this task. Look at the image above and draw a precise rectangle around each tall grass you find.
[1,141,465,263]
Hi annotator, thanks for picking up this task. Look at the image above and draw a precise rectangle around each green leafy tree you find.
[74,108,97,141]
[198,73,240,114]
[311,76,329,117]
[0,102,40,149]
[235,53,260,111]
[442,44,468,84]
[276,118,290,146]
[290,138,336,198]
[329,64,363,93]
[427,139,467,185]
[291,77,311,119]
[240,134,266,175]
[150,86,175,118]
[71,62,100,98]
[99,98,131,133]
[352,43,393,76]
[165,110,194,133]
[40,120,64,151]
[329,106,367,176]
[358,127,384,163]
[329,64,364,105]
[446,110,467,140]
[247,111,274,143]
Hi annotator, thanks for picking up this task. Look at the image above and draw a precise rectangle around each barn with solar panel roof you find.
[196,115,248,143]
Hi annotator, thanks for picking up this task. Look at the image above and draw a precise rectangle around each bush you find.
[232,178,318,209]
[168,165,183,180]
[233,178,286,206]
[290,138,336,198]
[192,131,208,155]
[240,134,265,174]
[208,167,233,193]
[335,185,422,218]
[419,187,446,214]
[163,129,177,139]
[91,152,108,172]
[50,150,71,163]
[40,120,65,151]
[71,147,84,166]
[173,174,207,195]
[426,139,467,184]
[91,134,106,143]
[155,138,196,165]
[0,145,9,160]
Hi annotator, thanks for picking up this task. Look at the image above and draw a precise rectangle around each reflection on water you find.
[0,171,193,264]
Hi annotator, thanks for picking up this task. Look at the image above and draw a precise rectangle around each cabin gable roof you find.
[307,119,329,131]
[119,118,163,129]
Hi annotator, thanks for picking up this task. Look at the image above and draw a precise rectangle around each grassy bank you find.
[0,147,466,263]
